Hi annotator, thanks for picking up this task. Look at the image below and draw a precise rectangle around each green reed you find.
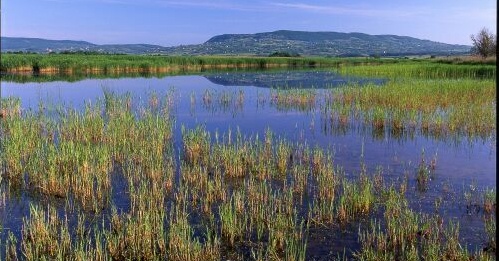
[168,203,221,261]
[338,62,496,79]
[182,125,211,167]
[0,53,358,74]
[21,204,72,260]
[219,190,248,246]
[106,180,167,260]
[0,97,21,119]
[356,186,493,260]
[484,215,496,254]
[270,88,317,112]
[1,54,431,77]
[326,78,496,139]
[337,174,375,224]
[2,110,53,187]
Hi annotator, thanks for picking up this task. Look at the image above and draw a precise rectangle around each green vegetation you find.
[270,88,317,112]
[470,27,497,58]
[0,59,496,260]
[325,78,496,139]
[0,53,454,76]
[337,62,496,78]
[269,51,301,57]
[2,31,471,56]
[1,92,496,259]
[0,53,349,74]
[200,30,470,57]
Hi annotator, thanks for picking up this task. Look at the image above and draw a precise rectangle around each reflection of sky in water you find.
[1,72,496,251]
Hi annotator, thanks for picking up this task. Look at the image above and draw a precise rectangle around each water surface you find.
[0,69,496,257]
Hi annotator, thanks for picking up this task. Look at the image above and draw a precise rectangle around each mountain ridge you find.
[1,30,471,56]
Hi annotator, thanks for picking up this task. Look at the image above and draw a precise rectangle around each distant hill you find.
[191,30,471,56]
[1,37,97,52]
[1,30,471,56]
[0,37,166,54]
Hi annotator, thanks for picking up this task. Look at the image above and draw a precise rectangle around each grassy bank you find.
[1,54,495,81]
[0,53,387,74]
[337,62,496,79]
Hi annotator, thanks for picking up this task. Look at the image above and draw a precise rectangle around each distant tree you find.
[470,27,496,58]
[268,51,300,57]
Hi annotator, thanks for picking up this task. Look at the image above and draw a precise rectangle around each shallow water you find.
[0,69,496,257]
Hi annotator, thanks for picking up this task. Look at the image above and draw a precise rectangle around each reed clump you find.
[169,203,221,261]
[21,204,72,260]
[482,188,496,215]
[1,91,173,210]
[337,174,375,224]
[200,89,245,114]
[356,186,492,260]
[2,113,45,186]
[326,78,496,139]
[0,97,22,119]
[182,125,211,167]
[270,88,317,112]
[338,62,496,79]
[1,53,387,74]
[106,180,167,260]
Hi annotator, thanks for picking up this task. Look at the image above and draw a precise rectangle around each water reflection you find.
[204,70,386,88]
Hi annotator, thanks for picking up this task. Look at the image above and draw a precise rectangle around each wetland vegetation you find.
[3,53,492,75]
[0,56,496,260]
[0,54,352,74]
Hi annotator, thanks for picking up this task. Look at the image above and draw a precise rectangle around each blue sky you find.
[1,0,496,46]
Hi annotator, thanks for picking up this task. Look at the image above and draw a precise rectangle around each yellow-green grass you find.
[0,53,390,74]
[270,88,317,112]
[337,62,496,79]
[326,78,496,139]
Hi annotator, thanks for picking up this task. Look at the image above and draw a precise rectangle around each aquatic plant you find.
[326,78,496,140]
[22,204,72,260]
[0,53,355,74]
[338,62,496,79]
[270,88,317,112]
[0,81,495,260]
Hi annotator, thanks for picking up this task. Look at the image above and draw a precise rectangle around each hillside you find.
[1,37,97,52]
[1,37,166,54]
[184,30,471,56]
[1,30,471,56]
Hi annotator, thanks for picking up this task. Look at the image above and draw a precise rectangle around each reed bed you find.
[355,187,494,260]
[325,78,496,139]
[1,111,49,187]
[270,88,317,112]
[433,55,496,65]
[337,62,496,79]
[0,97,22,119]
[176,124,493,259]
[199,89,245,114]
[0,53,373,74]
[0,90,495,260]
[21,204,72,260]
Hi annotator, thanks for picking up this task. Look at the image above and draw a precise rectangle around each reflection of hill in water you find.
[204,71,385,88]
